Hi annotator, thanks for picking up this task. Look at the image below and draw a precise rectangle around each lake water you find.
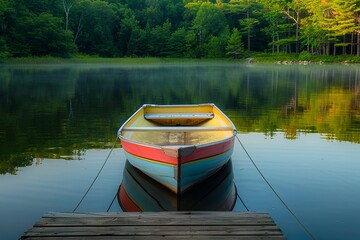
[0,62,359,239]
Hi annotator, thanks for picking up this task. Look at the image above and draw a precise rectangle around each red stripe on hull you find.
[120,138,235,165]
[118,184,142,212]
[182,138,234,163]
[121,140,178,165]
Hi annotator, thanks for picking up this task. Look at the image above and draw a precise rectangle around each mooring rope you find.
[72,135,119,212]
[235,133,316,240]
[106,192,118,212]
[234,183,249,211]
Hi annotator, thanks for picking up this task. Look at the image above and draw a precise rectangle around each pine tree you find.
[226,28,244,58]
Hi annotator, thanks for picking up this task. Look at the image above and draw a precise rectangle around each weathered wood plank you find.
[36,213,275,227]
[21,212,286,240]
[42,211,273,219]
[22,237,286,240]
[34,218,276,227]
[25,225,283,235]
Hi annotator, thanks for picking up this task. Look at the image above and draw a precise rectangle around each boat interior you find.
[120,105,236,146]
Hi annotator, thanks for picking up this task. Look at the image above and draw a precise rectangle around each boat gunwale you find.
[117,103,237,151]
[121,126,235,132]
[119,134,236,152]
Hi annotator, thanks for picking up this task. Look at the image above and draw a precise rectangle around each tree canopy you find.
[2,0,360,58]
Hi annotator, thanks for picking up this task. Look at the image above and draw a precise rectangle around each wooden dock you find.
[21,211,286,239]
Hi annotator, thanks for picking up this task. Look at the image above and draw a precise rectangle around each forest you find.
[1,0,360,59]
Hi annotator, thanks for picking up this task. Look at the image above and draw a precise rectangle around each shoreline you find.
[2,54,360,64]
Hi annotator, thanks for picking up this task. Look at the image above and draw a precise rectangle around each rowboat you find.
[118,103,237,194]
[118,160,237,211]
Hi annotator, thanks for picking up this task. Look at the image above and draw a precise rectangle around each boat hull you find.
[121,138,235,193]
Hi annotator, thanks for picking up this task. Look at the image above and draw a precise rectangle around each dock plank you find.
[21,212,286,239]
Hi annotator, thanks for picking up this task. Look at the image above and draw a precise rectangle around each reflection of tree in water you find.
[1,64,360,174]
[272,67,360,141]
[0,153,33,175]
[68,97,74,122]
[33,154,42,166]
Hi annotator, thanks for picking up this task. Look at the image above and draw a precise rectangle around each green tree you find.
[324,0,360,55]
[0,0,10,59]
[115,7,140,56]
[226,28,244,58]
[300,21,327,54]
[207,36,223,57]
[301,0,360,55]
[127,27,148,56]
[148,21,172,57]
[261,9,284,53]
[184,30,198,57]
[72,0,117,56]
[4,2,76,58]
[141,0,163,27]
[239,17,259,51]
[26,13,77,56]
[301,0,334,55]
[259,0,306,53]
[226,0,261,51]
[168,27,187,57]
[22,0,63,15]
[192,2,229,57]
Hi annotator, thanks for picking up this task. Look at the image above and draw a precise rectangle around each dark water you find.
[0,62,359,239]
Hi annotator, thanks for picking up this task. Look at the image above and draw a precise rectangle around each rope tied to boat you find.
[72,136,119,213]
[234,183,249,211]
[235,132,316,240]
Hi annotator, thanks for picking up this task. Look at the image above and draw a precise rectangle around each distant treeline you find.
[1,0,360,59]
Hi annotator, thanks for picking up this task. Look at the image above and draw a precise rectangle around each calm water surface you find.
[0,62,359,239]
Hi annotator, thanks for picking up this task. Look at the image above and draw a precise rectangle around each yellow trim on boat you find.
[123,186,144,211]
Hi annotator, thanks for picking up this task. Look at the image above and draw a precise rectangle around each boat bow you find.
[161,145,197,158]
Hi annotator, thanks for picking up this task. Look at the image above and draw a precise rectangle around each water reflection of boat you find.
[118,160,237,211]
[117,104,237,194]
